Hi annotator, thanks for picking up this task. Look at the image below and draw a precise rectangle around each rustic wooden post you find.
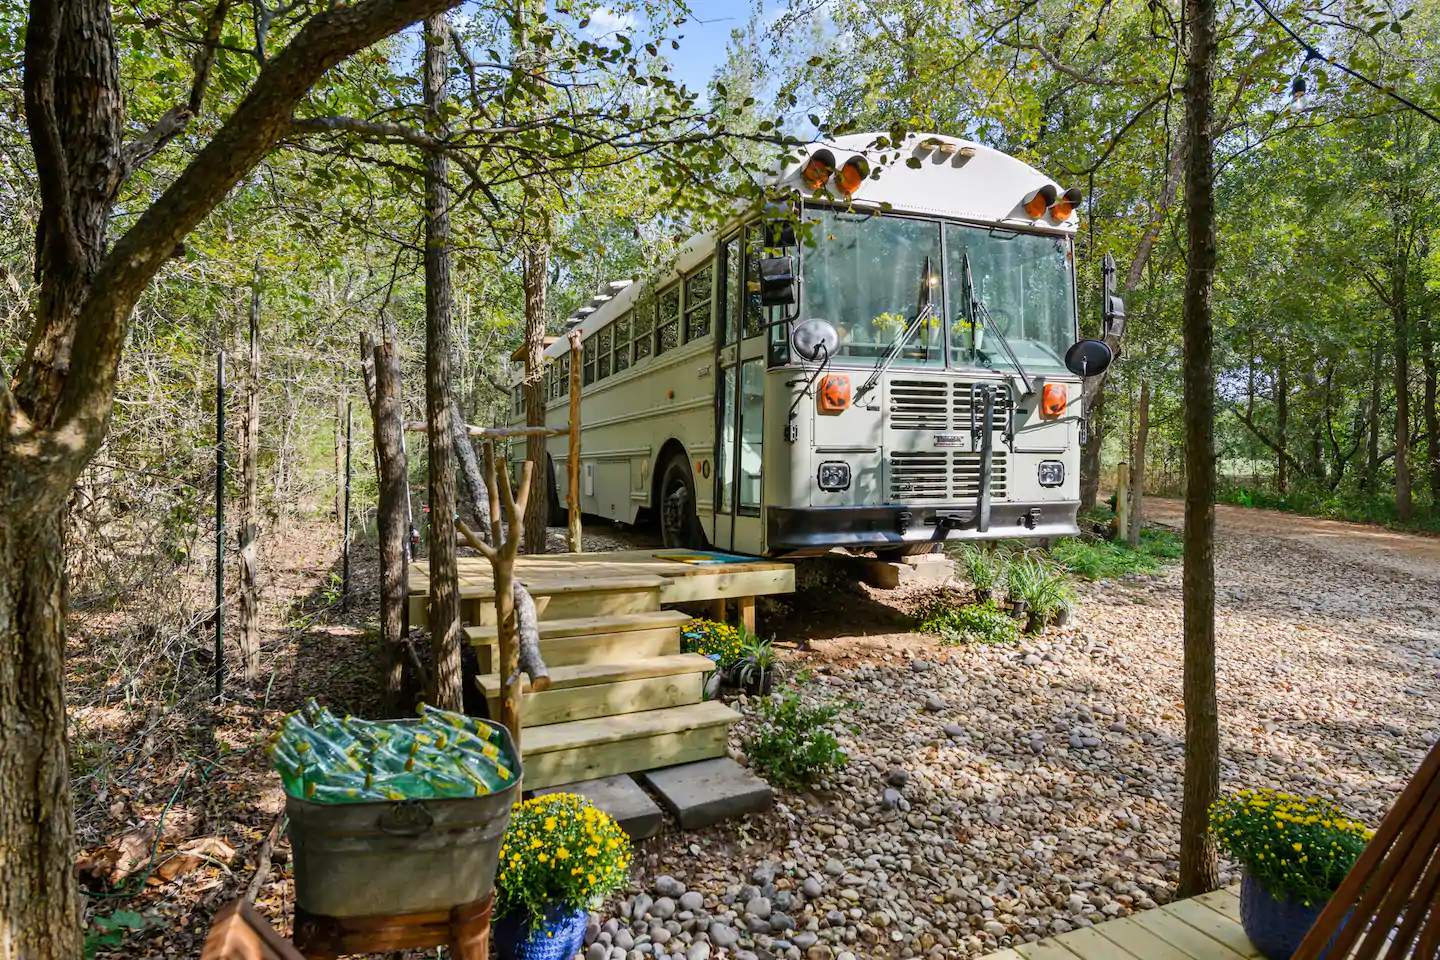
[238,273,262,680]
[473,446,549,749]
[1115,461,1131,542]
[567,330,583,553]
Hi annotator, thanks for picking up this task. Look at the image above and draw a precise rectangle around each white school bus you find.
[512,132,1118,557]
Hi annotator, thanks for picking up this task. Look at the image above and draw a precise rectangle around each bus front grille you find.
[888,380,949,430]
[951,381,1014,429]
[888,451,1007,502]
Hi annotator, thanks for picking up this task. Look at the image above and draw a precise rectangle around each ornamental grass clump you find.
[1210,788,1373,907]
[680,618,744,668]
[496,793,632,920]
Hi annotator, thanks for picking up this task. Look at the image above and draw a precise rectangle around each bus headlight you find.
[1037,460,1065,487]
[817,461,851,491]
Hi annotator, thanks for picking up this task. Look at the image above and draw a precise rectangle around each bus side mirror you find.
[1101,251,1126,341]
[758,256,796,307]
[1064,339,1113,378]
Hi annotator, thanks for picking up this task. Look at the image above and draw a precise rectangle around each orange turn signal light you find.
[836,155,871,196]
[1049,186,1083,222]
[801,149,836,191]
[818,374,851,414]
[1023,184,1058,219]
[1041,383,1068,418]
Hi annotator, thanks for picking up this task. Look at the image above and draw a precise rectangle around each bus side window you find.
[613,311,631,374]
[632,299,654,364]
[656,285,680,355]
[741,225,764,339]
[721,234,740,346]
[596,325,613,380]
[558,354,569,396]
[684,264,713,341]
[583,339,596,386]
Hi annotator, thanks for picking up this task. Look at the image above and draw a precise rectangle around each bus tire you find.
[658,455,706,549]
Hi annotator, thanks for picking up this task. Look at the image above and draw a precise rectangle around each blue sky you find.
[582,0,783,94]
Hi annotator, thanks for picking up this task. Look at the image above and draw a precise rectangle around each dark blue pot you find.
[1239,873,1345,960]
[493,903,589,960]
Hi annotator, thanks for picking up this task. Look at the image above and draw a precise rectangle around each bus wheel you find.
[659,456,705,549]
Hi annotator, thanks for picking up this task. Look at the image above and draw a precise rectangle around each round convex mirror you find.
[1064,338,1113,378]
[792,318,839,362]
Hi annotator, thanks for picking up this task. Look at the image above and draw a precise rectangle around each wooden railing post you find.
[567,331,583,553]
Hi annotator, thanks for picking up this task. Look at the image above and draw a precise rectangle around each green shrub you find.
[1210,789,1372,907]
[916,596,1019,645]
[954,544,1006,596]
[743,682,848,789]
[1049,529,1180,580]
[1004,554,1047,606]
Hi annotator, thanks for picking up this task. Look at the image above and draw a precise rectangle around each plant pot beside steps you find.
[494,905,590,960]
[1239,873,1352,960]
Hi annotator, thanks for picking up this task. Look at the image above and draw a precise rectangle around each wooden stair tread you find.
[411,573,666,599]
[478,654,715,694]
[522,701,738,756]
[465,610,691,644]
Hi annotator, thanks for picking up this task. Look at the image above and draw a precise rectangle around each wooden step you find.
[469,577,665,625]
[478,654,716,726]
[466,610,691,672]
[519,701,738,791]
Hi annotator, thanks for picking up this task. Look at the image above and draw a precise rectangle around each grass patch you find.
[1217,483,1440,534]
[1049,527,1181,580]
[915,596,1020,645]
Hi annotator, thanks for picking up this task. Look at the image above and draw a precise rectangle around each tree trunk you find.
[368,335,410,711]
[1365,340,1382,493]
[450,398,493,535]
[421,14,463,711]
[334,395,346,532]
[1080,388,1106,511]
[238,270,263,680]
[522,243,550,553]
[1178,0,1221,897]
[0,508,83,960]
[1275,357,1289,495]
[1421,288,1439,508]
[1393,265,1412,521]
[1128,378,1150,548]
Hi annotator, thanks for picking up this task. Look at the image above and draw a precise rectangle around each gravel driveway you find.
[590,503,1440,960]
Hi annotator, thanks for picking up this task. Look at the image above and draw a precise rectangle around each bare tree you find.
[238,265,263,679]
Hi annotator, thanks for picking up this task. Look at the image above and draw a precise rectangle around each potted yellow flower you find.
[494,793,632,960]
[1210,789,1370,960]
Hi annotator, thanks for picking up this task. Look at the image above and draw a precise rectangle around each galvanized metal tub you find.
[285,719,520,917]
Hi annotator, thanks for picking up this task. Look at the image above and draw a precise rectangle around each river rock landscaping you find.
[580,512,1440,960]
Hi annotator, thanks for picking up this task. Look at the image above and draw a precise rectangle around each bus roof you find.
[542,132,1075,361]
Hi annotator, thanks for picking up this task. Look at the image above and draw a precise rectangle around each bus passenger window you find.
[684,264,713,341]
[632,300,653,363]
[722,234,741,346]
[558,355,569,396]
[656,286,680,355]
[738,358,763,514]
[742,226,765,339]
[596,326,612,380]
[583,342,595,386]
[613,312,631,373]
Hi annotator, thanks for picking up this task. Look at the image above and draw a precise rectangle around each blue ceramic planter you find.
[1240,873,1347,960]
[493,903,589,960]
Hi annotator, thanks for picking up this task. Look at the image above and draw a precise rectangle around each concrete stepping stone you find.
[639,757,773,829]
[532,774,662,840]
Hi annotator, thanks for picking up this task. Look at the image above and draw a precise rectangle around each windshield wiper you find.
[962,252,1035,397]
[855,257,939,403]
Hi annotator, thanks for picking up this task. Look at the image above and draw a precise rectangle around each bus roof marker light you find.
[801,149,837,190]
[1048,186,1083,222]
[1023,184,1058,219]
[836,155,871,197]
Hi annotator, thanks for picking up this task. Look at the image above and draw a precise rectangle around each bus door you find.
[713,227,767,555]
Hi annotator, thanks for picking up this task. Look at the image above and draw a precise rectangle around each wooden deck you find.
[981,887,1259,960]
[407,549,795,627]
[405,549,795,790]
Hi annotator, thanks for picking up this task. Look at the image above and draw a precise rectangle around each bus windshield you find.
[945,223,1075,376]
[801,208,1075,374]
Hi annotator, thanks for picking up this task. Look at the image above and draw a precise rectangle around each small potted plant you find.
[1031,571,1077,632]
[680,618,743,672]
[958,545,1004,603]
[494,793,632,960]
[1210,789,1370,960]
[730,630,780,695]
[1005,554,1045,623]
